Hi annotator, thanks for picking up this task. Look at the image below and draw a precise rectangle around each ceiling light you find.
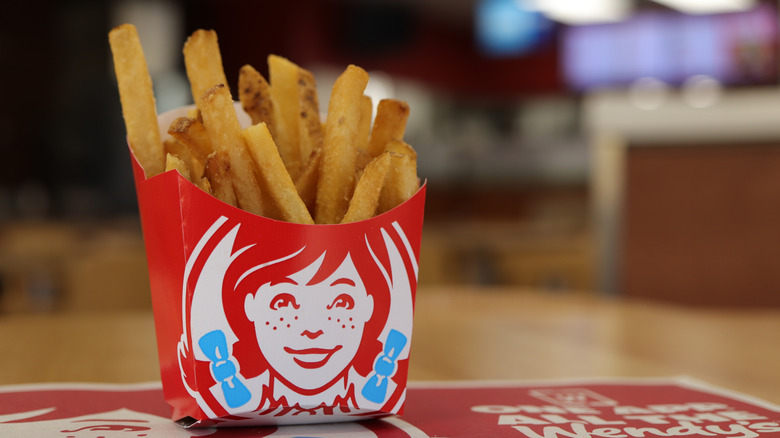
[650,0,755,14]
[535,0,630,24]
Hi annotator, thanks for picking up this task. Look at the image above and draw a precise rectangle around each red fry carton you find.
[130,106,426,427]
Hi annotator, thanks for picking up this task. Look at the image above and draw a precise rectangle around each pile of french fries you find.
[109,24,419,224]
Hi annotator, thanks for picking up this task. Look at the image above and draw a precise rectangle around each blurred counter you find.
[0,186,595,314]
[0,220,151,313]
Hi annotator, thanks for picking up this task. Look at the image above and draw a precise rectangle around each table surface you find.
[2,286,778,405]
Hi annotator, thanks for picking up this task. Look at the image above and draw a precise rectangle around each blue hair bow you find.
[362,329,407,404]
[198,330,252,409]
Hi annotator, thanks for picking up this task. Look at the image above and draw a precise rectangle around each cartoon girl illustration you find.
[176,213,419,424]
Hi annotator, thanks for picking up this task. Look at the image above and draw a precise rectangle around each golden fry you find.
[366,98,410,158]
[198,175,212,195]
[315,65,369,224]
[204,151,237,207]
[183,29,229,108]
[342,153,391,224]
[357,95,373,155]
[238,64,277,130]
[200,84,264,215]
[164,150,212,196]
[165,122,209,178]
[243,123,314,224]
[165,152,192,181]
[297,67,323,167]
[112,23,421,223]
[268,54,302,179]
[295,147,322,215]
[384,138,417,158]
[378,140,419,214]
[168,116,213,159]
[355,148,373,176]
[108,23,165,177]
[165,139,205,181]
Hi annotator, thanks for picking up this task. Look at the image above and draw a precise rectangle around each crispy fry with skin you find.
[286,66,322,217]
[315,65,369,224]
[243,123,314,224]
[342,152,391,224]
[297,67,323,167]
[204,151,237,207]
[183,29,229,111]
[200,84,264,215]
[366,98,410,158]
[238,64,277,131]
[167,116,213,159]
[268,54,302,179]
[378,140,419,214]
[108,24,165,177]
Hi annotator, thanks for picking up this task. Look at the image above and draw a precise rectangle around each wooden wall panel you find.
[621,144,780,307]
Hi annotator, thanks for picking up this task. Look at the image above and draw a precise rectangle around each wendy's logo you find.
[176,215,418,421]
[243,251,375,392]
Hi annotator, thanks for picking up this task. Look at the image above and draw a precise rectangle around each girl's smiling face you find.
[244,252,374,391]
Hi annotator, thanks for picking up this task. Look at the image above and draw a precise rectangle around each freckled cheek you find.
[263,311,300,331]
[327,311,359,330]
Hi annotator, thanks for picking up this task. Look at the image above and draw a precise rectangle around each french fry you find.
[163,138,201,177]
[355,148,373,176]
[198,175,212,195]
[342,153,391,224]
[366,98,410,158]
[243,123,314,224]
[187,108,201,120]
[167,116,213,159]
[297,67,323,167]
[165,140,213,194]
[385,138,418,157]
[164,136,206,181]
[354,95,375,173]
[268,55,303,180]
[204,151,237,208]
[112,24,422,223]
[315,65,369,224]
[356,95,373,160]
[183,29,229,111]
[200,84,264,215]
[294,67,324,213]
[165,153,192,181]
[377,140,419,214]
[238,64,277,131]
[108,24,165,177]
[295,147,322,215]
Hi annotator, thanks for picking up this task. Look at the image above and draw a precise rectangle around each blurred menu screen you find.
[562,4,778,90]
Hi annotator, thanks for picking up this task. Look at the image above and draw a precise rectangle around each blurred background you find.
[2,0,779,313]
